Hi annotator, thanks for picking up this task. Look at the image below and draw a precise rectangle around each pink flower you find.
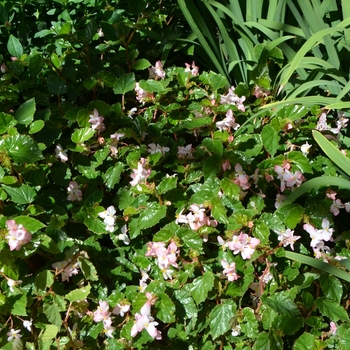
[5,220,32,251]
[221,260,240,281]
[220,87,246,112]
[93,300,111,323]
[185,61,199,76]
[216,109,240,132]
[148,60,165,80]
[228,232,260,259]
[330,199,344,216]
[135,83,154,104]
[112,302,130,317]
[234,163,250,190]
[130,158,151,186]
[67,181,82,201]
[329,322,337,335]
[52,258,80,282]
[274,228,300,250]
[275,194,286,209]
[89,109,105,132]
[147,143,170,155]
[222,159,231,171]
[303,218,333,248]
[177,144,193,159]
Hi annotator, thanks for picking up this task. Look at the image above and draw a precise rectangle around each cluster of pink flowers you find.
[52,258,80,282]
[221,260,240,281]
[98,205,117,232]
[274,164,305,192]
[89,108,105,132]
[218,232,260,260]
[220,86,246,112]
[135,83,154,104]
[316,111,349,134]
[176,204,217,231]
[109,132,124,157]
[185,61,199,76]
[5,220,32,251]
[177,144,193,159]
[216,109,240,132]
[148,60,165,80]
[131,292,161,340]
[303,218,334,258]
[67,181,82,201]
[93,300,130,338]
[274,228,301,251]
[145,241,179,280]
[130,158,151,186]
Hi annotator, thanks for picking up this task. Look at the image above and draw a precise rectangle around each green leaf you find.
[253,220,270,244]
[315,297,348,322]
[29,120,45,134]
[156,292,176,323]
[78,258,99,281]
[40,325,59,341]
[138,202,167,231]
[65,284,91,302]
[211,197,229,224]
[2,184,36,204]
[209,300,236,339]
[202,138,223,156]
[0,112,17,134]
[9,294,27,316]
[261,293,300,317]
[277,204,304,229]
[156,176,178,194]
[47,75,67,95]
[113,73,135,94]
[43,303,62,327]
[292,332,317,350]
[177,228,203,252]
[139,79,165,92]
[7,34,23,58]
[104,163,124,189]
[14,216,46,232]
[319,274,343,303]
[35,270,54,291]
[0,134,42,163]
[173,290,197,320]
[15,98,35,126]
[261,124,280,156]
[133,59,151,70]
[71,127,96,143]
[189,271,215,305]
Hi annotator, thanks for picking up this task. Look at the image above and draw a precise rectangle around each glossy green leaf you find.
[113,73,136,94]
[7,34,23,58]
[209,300,236,339]
[156,292,176,323]
[29,120,45,134]
[261,124,279,156]
[2,184,36,204]
[14,216,46,232]
[0,113,17,134]
[71,127,96,143]
[35,270,54,291]
[65,284,91,302]
[104,163,124,190]
[78,258,99,281]
[0,134,42,163]
[315,297,348,322]
[15,98,35,126]
[189,271,214,305]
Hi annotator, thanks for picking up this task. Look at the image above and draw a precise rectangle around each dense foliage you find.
[1,1,350,349]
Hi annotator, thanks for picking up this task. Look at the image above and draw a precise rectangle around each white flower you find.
[231,324,241,336]
[23,319,33,332]
[7,329,21,341]
[98,206,116,232]
[301,142,312,155]
[7,278,22,292]
[55,144,68,162]
[118,225,130,245]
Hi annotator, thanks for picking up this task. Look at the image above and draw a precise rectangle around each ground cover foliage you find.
[1,0,350,349]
